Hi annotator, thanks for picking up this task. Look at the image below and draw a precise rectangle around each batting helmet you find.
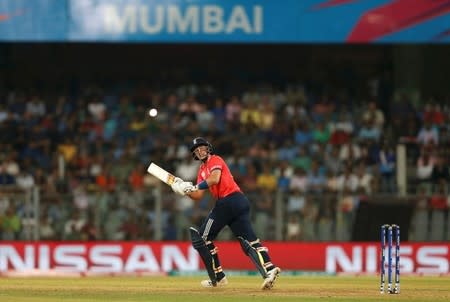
[190,137,213,160]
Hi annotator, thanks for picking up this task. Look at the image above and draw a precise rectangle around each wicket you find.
[380,224,400,294]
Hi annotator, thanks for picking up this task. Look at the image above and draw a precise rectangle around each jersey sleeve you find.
[208,155,224,172]
[196,155,225,184]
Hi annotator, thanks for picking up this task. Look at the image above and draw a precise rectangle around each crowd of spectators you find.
[0,83,449,241]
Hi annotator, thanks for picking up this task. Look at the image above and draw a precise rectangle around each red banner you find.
[0,242,448,274]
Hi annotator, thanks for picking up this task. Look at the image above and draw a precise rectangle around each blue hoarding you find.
[1,0,449,43]
[0,0,66,41]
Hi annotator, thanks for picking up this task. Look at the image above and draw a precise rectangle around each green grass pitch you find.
[1,275,449,302]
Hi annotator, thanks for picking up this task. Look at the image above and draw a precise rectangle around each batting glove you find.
[178,181,194,193]
[171,177,184,195]
[183,184,199,194]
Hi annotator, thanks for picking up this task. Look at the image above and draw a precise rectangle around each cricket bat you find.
[147,162,177,185]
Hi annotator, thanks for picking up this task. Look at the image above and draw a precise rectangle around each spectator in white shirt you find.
[16,171,35,190]
[3,155,20,177]
[175,154,198,182]
[336,166,359,193]
[289,167,309,193]
[417,121,439,146]
[362,101,385,130]
[0,104,8,123]
[88,96,106,121]
[416,152,436,182]
[355,163,373,194]
[339,140,362,163]
[25,95,46,117]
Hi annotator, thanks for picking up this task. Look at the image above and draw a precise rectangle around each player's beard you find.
[199,153,209,162]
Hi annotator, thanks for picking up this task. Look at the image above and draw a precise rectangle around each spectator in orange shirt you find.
[96,164,117,192]
[129,163,145,191]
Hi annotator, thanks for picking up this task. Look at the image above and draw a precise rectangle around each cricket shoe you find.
[261,267,281,290]
[201,277,228,288]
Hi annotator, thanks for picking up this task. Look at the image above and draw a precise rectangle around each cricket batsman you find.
[171,137,281,289]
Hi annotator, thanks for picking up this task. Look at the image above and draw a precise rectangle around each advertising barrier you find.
[1,242,449,275]
[0,0,449,43]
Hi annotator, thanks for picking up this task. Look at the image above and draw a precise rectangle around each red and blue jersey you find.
[197,155,241,199]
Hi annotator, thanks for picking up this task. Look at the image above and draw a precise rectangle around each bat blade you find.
[147,162,176,185]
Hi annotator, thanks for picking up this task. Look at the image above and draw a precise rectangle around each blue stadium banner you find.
[0,0,66,41]
[1,0,450,43]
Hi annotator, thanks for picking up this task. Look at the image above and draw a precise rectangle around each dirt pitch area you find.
[0,275,449,301]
